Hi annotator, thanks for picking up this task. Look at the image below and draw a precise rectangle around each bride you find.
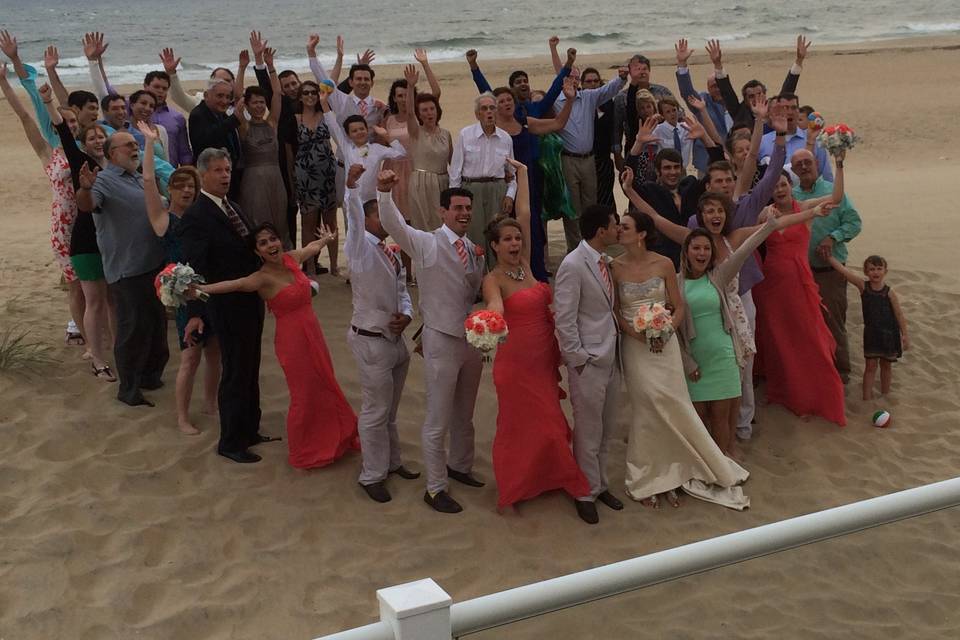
[610,210,750,510]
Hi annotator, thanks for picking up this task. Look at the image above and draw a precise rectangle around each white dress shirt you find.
[309,56,385,132]
[449,123,517,199]
[325,111,406,201]
[653,121,694,170]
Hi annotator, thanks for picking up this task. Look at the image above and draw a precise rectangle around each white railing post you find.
[377,578,452,640]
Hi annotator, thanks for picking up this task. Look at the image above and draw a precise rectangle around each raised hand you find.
[135,120,158,142]
[675,38,693,66]
[357,48,376,66]
[414,48,429,65]
[159,47,181,74]
[336,35,345,59]
[306,33,320,57]
[372,125,389,143]
[705,39,722,69]
[618,65,629,81]
[636,114,662,144]
[680,113,706,140]
[238,49,250,68]
[43,45,59,69]
[619,166,635,191]
[83,32,108,60]
[315,223,337,246]
[750,94,769,120]
[38,82,52,101]
[548,35,560,49]
[346,163,365,188]
[403,63,419,87]
[249,31,267,58]
[465,49,478,65]
[79,163,99,190]
[234,95,246,117]
[263,47,276,68]
[769,102,787,132]
[566,47,577,67]
[0,30,18,60]
[562,76,577,99]
[795,35,812,65]
[377,169,399,192]
[685,93,707,112]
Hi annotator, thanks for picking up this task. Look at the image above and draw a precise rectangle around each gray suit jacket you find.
[554,241,619,369]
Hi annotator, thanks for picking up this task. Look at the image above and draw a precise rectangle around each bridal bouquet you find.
[633,302,673,353]
[464,310,508,352]
[817,123,859,157]
[155,263,208,307]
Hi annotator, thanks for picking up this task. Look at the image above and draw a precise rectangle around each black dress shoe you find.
[575,500,599,524]
[389,465,421,480]
[218,449,262,464]
[250,434,283,446]
[424,490,463,513]
[447,466,485,487]
[140,379,164,390]
[360,481,392,503]
[597,490,624,511]
[119,394,154,407]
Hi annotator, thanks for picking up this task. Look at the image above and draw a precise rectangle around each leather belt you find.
[561,150,594,158]
[462,176,502,183]
[351,325,384,338]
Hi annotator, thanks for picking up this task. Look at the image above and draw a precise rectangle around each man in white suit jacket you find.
[379,170,486,514]
[554,204,625,524]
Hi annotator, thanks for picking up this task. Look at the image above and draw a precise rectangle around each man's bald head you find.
[791,148,818,188]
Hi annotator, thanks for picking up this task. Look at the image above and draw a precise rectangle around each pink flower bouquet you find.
[817,123,859,157]
[633,302,674,352]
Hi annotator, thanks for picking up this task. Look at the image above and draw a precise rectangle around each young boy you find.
[652,96,693,170]
[324,108,406,202]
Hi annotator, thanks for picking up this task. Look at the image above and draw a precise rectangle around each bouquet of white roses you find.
[817,123,859,157]
[464,310,508,352]
[154,263,208,307]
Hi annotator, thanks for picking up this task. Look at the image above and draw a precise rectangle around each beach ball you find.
[319,79,337,95]
[871,410,892,428]
[808,111,825,130]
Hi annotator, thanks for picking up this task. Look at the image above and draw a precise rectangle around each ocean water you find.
[3,0,959,84]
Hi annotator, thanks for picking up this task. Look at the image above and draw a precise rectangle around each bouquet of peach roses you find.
[633,302,673,353]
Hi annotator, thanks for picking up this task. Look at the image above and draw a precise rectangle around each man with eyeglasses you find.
[76,132,169,406]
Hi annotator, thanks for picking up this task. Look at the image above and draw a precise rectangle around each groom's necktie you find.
[454,238,469,270]
[598,258,613,299]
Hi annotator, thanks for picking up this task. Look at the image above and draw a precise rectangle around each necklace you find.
[503,265,526,281]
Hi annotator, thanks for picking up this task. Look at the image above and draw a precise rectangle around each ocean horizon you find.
[3,0,959,85]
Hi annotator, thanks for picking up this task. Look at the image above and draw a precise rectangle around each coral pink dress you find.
[752,219,846,426]
[267,254,360,467]
[492,283,590,508]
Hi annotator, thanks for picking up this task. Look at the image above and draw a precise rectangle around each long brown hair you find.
[680,228,717,278]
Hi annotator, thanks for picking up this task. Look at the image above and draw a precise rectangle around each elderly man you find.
[449,92,517,253]
[76,132,169,406]
[793,148,860,383]
[553,64,626,251]
[177,148,277,463]
[188,79,242,195]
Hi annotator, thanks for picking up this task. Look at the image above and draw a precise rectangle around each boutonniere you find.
[473,245,486,258]
[358,145,369,158]
[601,254,613,265]
[387,244,401,254]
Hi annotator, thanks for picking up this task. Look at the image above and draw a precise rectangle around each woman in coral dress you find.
[752,168,846,426]
[482,160,590,509]
[199,223,359,468]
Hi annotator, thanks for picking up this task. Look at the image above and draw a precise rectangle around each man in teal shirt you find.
[792,148,861,382]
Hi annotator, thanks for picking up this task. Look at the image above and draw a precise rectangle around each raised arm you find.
[506,159,532,265]
[41,85,86,183]
[235,49,250,106]
[401,64,422,141]
[797,154,846,210]
[549,36,563,73]
[330,36,346,83]
[733,97,768,200]
[684,95,721,146]
[620,167,691,246]
[674,39,698,101]
[343,164,367,262]
[1,32,59,148]
[199,273,264,295]
[781,35,810,94]
[714,216,778,287]
[465,49,492,94]
[160,47,202,111]
[536,48,576,114]
[826,255,866,293]
[307,34,351,114]
[42,46,69,105]
[706,39,741,116]
[136,121,172,237]
[376,170,431,262]
[730,107,787,228]
[0,64,51,163]
[414,48,441,98]
[526,77,576,135]
[291,224,337,265]
[263,47,282,129]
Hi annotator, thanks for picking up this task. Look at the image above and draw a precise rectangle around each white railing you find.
[315,477,960,640]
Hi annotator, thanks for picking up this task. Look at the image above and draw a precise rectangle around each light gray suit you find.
[554,240,621,501]
[344,188,414,485]
[378,192,484,495]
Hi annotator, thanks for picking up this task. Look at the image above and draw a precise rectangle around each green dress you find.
[538,132,575,222]
[684,276,741,402]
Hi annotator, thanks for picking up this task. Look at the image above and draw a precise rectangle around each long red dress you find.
[492,283,590,508]
[752,219,846,426]
[267,255,360,467]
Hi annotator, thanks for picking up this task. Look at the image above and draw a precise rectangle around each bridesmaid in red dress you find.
[482,160,590,509]
[752,168,846,426]
[200,223,360,467]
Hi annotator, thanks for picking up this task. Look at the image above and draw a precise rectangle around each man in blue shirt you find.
[759,93,832,182]
[466,44,573,119]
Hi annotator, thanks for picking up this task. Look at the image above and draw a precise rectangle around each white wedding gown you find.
[619,277,750,510]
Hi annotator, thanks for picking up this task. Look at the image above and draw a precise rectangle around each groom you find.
[378,170,485,514]
[554,204,624,524]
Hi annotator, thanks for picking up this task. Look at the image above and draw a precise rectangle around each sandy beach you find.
[2,36,960,639]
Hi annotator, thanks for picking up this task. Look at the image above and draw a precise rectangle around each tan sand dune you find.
[1,36,959,639]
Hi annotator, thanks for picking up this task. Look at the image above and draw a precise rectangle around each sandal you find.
[640,495,660,509]
[665,490,681,508]
[91,363,117,382]
[66,331,86,347]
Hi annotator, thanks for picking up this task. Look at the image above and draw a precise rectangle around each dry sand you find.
[1,36,960,639]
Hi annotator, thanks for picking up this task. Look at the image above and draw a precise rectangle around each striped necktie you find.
[454,238,469,269]
[222,199,249,237]
[358,98,368,117]
[379,240,399,274]
[598,258,613,299]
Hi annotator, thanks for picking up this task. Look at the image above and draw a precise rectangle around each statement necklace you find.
[504,265,526,281]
